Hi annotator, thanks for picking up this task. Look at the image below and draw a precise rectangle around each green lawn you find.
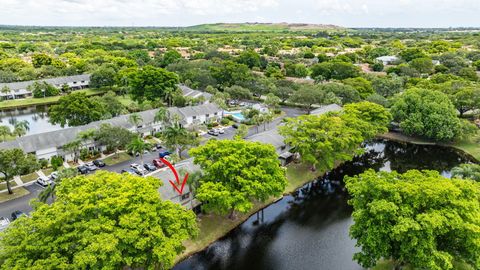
[0,89,106,109]
[0,181,17,192]
[380,131,480,162]
[41,168,55,176]
[103,152,132,166]
[20,172,38,182]
[449,134,480,161]
[372,260,473,270]
[0,187,30,203]
[116,95,136,106]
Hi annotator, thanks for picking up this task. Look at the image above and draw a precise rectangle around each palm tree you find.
[13,120,30,137]
[154,107,170,126]
[126,136,150,165]
[64,139,82,163]
[263,112,274,131]
[128,113,143,132]
[452,164,480,181]
[161,121,188,158]
[0,126,11,142]
[77,129,96,155]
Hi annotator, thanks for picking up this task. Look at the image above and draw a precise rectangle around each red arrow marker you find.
[160,158,189,195]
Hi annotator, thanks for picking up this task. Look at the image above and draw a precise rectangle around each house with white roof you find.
[0,74,90,100]
[375,56,399,65]
[0,103,223,161]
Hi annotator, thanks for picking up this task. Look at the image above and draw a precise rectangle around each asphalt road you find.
[0,106,305,219]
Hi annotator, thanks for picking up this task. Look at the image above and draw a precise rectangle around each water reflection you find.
[0,105,64,136]
[174,139,471,270]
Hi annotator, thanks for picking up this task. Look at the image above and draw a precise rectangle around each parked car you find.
[11,210,26,221]
[153,158,167,168]
[155,143,163,149]
[232,123,239,129]
[217,128,225,134]
[85,162,98,171]
[144,163,157,171]
[159,151,171,158]
[0,217,10,231]
[208,129,219,136]
[130,163,148,175]
[77,165,89,174]
[36,176,53,187]
[93,159,106,167]
[121,168,138,176]
[49,171,59,180]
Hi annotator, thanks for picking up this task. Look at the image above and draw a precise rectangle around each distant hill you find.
[182,23,344,32]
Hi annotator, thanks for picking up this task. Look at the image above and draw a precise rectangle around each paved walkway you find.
[13,176,23,186]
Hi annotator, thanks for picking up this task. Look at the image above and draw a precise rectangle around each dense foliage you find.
[189,139,287,217]
[346,169,480,270]
[0,171,198,269]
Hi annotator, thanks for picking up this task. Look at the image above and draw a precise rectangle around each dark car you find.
[93,159,106,167]
[77,165,89,174]
[155,143,163,149]
[121,168,138,176]
[232,123,239,129]
[159,151,171,158]
[153,159,167,168]
[144,163,157,171]
[11,210,26,221]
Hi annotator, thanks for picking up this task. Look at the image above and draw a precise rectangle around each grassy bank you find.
[373,260,473,270]
[175,161,328,264]
[0,89,106,110]
[379,131,480,162]
[0,187,30,203]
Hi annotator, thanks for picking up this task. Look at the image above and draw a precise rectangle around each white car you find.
[0,217,10,232]
[216,128,225,134]
[130,163,148,175]
[36,176,53,187]
[85,162,98,171]
[49,171,59,180]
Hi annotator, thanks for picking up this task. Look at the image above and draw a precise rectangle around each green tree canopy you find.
[0,171,198,269]
[346,169,480,270]
[391,88,464,141]
[189,140,287,218]
[0,148,39,194]
[128,65,179,104]
[451,163,480,182]
[49,92,106,127]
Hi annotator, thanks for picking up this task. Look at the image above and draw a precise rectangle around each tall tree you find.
[189,140,287,218]
[0,148,39,194]
[0,125,11,142]
[126,136,151,164]
[346,169,480,270]
[128,65,179,104]
[391,88,465,141]
[38,167,78,203]
[289,84,340,114]
[13,120,29,137]
[160,122,196,159]
[128,113,143,130]
[94,124,134,158]
[0,171,198,269]
[49,92,106,127]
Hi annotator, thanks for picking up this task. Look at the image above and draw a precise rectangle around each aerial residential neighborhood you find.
[1,1,480,270]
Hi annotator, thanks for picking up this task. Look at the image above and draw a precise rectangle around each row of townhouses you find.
[0,103,223,162]
[0,73,213,102]
[0,75,91,100]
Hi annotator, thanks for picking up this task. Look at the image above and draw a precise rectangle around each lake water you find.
[0,106,64,136]
[174,139,471,270]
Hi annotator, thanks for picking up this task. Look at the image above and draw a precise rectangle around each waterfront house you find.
[0,103,223,162]
[0,75,90,100]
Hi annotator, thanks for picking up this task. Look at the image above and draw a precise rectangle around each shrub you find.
[50,156,64,170]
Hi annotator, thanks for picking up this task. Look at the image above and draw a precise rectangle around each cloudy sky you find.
[1,0,479,28]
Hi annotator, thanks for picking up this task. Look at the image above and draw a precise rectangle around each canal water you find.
[174,139,471,270]
[0,105,64,136]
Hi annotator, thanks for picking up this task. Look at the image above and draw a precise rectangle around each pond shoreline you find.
[174,162,334,265]
[174,136,478,268]
[378,131,479,163]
